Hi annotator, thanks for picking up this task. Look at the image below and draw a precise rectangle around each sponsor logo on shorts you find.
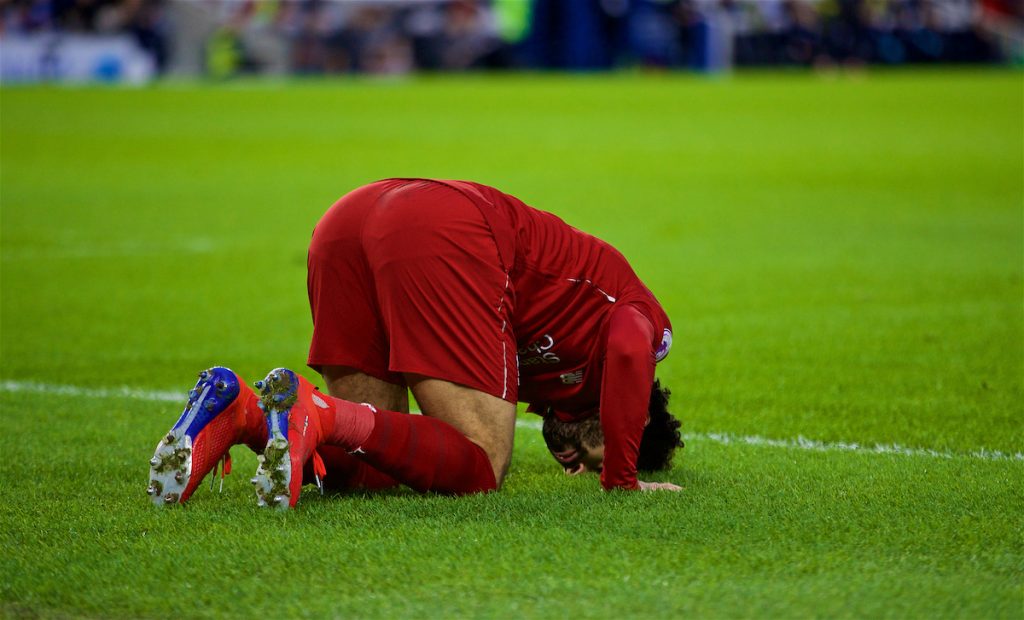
[518,334,561,366]
[312,393,329,409]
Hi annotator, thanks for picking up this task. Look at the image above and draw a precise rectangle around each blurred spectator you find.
[54,0,105,32]
[1,0,56,34]
[98,0,168,71]
[164,0,218,76]
[775,1,821,65]
[527,0,628,69]
[206,0,290,76]
[408,0,507,70]
[320,5,412,74]
[978,0,1023,62]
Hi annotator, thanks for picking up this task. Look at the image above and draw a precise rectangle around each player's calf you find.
[147,367,267,506]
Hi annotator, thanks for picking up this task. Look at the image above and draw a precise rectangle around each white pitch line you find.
[0,380,182,403]
[2,379,1021,463]
[514,418,1023,462]
[692,431,1024,462]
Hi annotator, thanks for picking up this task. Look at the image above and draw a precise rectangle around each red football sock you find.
[303,445,399,492]
[319,397,497,495]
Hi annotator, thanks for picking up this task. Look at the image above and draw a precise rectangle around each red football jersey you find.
[426,180,674,489]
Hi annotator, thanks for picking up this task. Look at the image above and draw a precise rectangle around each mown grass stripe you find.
[4,379,1020,462]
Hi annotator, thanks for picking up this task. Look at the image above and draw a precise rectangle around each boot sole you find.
[147,367,240,506]
[252,368,300,510]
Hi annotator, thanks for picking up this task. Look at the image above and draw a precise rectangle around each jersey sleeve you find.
[599,303,657,491]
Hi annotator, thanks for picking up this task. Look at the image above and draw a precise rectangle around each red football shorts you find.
[307,179,518,402]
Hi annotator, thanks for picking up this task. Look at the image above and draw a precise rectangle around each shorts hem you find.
[390,362,517,404]
[306,358,405,386]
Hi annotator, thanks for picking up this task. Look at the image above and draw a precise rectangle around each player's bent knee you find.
[490,450,513,489]
[469,434,513,490]
[405,374,516,488]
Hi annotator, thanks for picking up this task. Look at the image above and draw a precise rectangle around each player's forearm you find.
[599,305,656,491]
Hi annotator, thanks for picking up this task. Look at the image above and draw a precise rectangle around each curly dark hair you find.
[636,380,684,471]
[541,379,683,472]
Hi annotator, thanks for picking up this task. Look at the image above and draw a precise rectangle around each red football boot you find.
[147,367,267,506]
[251,368,329,509]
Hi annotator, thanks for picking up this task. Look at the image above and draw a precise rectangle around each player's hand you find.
[637,480,682,492]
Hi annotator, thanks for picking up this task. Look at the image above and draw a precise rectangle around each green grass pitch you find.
[1,70,1021,618]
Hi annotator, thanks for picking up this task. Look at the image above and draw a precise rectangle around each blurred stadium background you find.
[1,0,1021,83]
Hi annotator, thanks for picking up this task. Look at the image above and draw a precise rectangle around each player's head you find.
[543,412,604,475]
[541,379,683,475]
